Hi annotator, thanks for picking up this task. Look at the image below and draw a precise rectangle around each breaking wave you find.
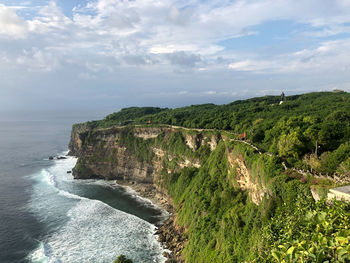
[28,156,166,263]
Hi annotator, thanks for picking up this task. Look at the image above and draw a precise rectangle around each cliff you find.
[68,124,270,260]
[68,121,350,262]
[68,125,265,202]
[69,125,206,181]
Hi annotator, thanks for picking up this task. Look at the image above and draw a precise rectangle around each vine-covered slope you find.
[69,92,350,262]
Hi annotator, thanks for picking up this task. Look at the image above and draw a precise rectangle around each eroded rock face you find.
[134,127,163,139]
[184,133,220,152]
[69,124,273,261]
[156,215,186,263]
[178,158,201,169]
[208,135,220,151]
[70,129,156,182]
[69,126,204,183]
[68,123,90,156]
[185,133,204,151]
[70,125,265,205]
[227,150,266,205]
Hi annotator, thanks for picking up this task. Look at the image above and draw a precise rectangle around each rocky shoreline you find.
[115,180,186,263]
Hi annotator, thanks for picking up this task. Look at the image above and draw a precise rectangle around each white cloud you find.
[150,44,198,54]
[0,1,349,73]
[229,60,252,71]
[228,59,281,73]
[27,1,72,33]
[1,0,350,110]
[78,72,97,80]
[3,0,350,72]
[227,38,350,75]
[16,48,60,72]
[166,51,201,67]
[0,4,28,38]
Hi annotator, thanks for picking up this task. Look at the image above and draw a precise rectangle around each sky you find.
[1,0,350,111]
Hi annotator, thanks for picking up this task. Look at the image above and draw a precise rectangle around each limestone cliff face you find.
[69,124,266,204]
[70,126,158,181]
[184,132,220,151]
[68,123,91,156]
[227,150,267,205]
[68,125,215,183]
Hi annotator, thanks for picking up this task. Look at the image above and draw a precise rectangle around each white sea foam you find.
[123,185,170,222]
[28,242,48,263]
[91,180,170,222]
[29,199,166,263]
[28,154,167,263]
[58,157,169,222]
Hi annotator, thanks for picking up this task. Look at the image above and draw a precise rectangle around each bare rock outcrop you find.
[156,215,186,263]
[227,151,266,205]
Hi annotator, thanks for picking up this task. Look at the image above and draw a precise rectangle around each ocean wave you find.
[28,155,167,263]
[29,198,166,263]
[90,180,170,222]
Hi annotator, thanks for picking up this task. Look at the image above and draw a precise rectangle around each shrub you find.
[113,254,133,263]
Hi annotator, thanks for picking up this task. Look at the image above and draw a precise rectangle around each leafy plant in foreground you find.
[265,200,350,263]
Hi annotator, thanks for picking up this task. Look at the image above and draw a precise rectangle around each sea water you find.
[0,111,167,263]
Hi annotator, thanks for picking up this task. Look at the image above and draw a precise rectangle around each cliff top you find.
[72,91,350,176]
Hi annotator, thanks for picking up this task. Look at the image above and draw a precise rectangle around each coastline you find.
[114,180,186,263]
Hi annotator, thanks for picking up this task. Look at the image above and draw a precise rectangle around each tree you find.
[303,125,321,155]
[277,130,304,159]
[114,254,133,263]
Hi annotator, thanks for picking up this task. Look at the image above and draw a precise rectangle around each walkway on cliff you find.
[148,124,350,200]
[155,125,350,201]
[99,123,350,187]
[328,186,350,202]
[93,122,350,201]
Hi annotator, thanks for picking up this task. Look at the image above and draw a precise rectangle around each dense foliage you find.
[107,127,349,262]
[75,92,350,262]
[113,254,133,263]
[264,200,350,262]
[84,107,167,128]
[160,138,350,262]
[118,127,155,163]
[89,92,350,175]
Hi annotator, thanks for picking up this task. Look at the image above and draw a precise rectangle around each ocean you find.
[0,111,167,263]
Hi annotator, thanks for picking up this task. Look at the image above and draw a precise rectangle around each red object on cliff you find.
[239,132,246,139]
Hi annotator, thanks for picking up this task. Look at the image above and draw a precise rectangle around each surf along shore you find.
[114,179,186,263]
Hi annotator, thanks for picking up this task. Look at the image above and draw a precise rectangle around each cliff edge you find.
[68,120,349,262]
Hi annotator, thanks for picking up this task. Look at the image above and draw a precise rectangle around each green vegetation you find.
[161,140,350,262]
[83,107,167,128]
[265,200,350,262]
[99,128,348,262]
[163,141,294,262]
[73,92,350,262]
[118,127,155,163]
[113,254,133,263]
[86,92,350,173]
[73,158,91,174]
